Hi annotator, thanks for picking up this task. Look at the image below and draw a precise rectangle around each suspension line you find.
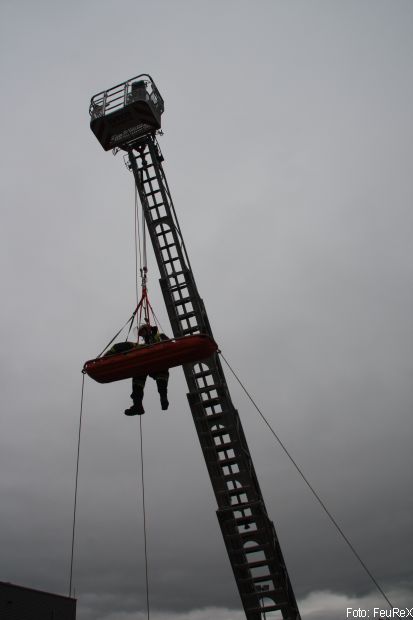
[138,417,150,619]
[69,372,86,597]
[135,184,141,306]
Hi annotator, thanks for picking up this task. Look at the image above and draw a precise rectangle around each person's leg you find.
[154,371,169,410]
[125,376,146,416]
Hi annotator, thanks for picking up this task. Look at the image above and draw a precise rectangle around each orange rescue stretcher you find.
[83,334,218,384]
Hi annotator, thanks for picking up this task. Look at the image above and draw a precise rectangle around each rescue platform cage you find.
[89,74,164,150]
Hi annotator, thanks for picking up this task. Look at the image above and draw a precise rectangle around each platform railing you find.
[89,73,164,120]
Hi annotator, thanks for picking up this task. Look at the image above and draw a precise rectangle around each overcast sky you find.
[1,1,412,619]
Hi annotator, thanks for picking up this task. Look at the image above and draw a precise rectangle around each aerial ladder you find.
[89,74,301,620]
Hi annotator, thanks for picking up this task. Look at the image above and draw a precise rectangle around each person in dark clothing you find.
[103,324,170,416]
[125,324,170,416]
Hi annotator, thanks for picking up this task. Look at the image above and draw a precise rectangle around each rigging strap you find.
[95,311,137,358]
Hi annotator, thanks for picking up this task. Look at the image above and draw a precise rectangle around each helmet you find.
[138,323,151,336]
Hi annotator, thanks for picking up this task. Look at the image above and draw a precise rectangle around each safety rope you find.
[218,350,394,611]
[133,168,164,336]
[69,373,85,597]
[138,417,150,620]
[96,312,137,358]
[134,171,151,618]
[135,184,141,305]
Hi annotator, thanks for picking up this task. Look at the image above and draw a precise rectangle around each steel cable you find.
[219,350,394,611]
[69,372,85,597]
[138,417,150,619]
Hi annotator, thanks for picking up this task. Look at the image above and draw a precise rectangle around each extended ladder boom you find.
[90,75,301,620]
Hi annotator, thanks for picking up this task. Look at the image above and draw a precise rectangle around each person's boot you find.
[126,384,145,415]
[158,388,169,411]
[124,401,145,416]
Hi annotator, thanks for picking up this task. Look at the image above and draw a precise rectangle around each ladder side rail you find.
[148,138,195,278]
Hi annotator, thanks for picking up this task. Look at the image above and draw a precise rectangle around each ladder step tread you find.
[250,575,278,584]
[244,543,271,554]
[163,256,181,265]
[192,369,215,379]
[182,326,200,335]
[209,426,234,437]
[156,228,173,237]
[200,411,224,423]
[236,528,275,540]
[177,310,197,321]
[235,559,272,569]
[160,242,178,251]
[149,202,166,211]
[234,516,257,526]
[197,385,219,395]
[217,486,251,497]
[244,587,284,600]
[173,296,194,306]
[214,440,238,452]
[249,603,286,613]
[168,271,187,280]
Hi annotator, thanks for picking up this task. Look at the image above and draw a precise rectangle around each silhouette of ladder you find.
[126,135,301,620]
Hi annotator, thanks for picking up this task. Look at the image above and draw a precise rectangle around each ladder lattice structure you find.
[126,137,300,620]
[89,74,301,620]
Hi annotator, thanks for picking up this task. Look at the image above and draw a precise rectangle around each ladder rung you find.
[237,527,273,540]
[214,441,238,453]
[163,256,181,265]
[221,470,244,479]
[196,384,219,395]
[149,202,166,212]
[192,368,214,379]
[201,397,224,409]
[250,575,275,584]
[250,603,285,613]
[209,426,234,438]
[177,310,197,322]
[235,559,271,570]
[234,515,257,526]
[182,326,200,335]
[156,228,172,237]
[144,189,161,197]
[169,276,189,288]
[244,543,271,554]
[216,456,240,466]
[173,295,193,307]
[167,273,188,285]
[244,588,284,601]
[217,486,251,498]
[160,242,178,253]
[201,411,224,422]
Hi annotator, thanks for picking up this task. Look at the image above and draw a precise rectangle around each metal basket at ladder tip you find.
[89,74,164,151]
